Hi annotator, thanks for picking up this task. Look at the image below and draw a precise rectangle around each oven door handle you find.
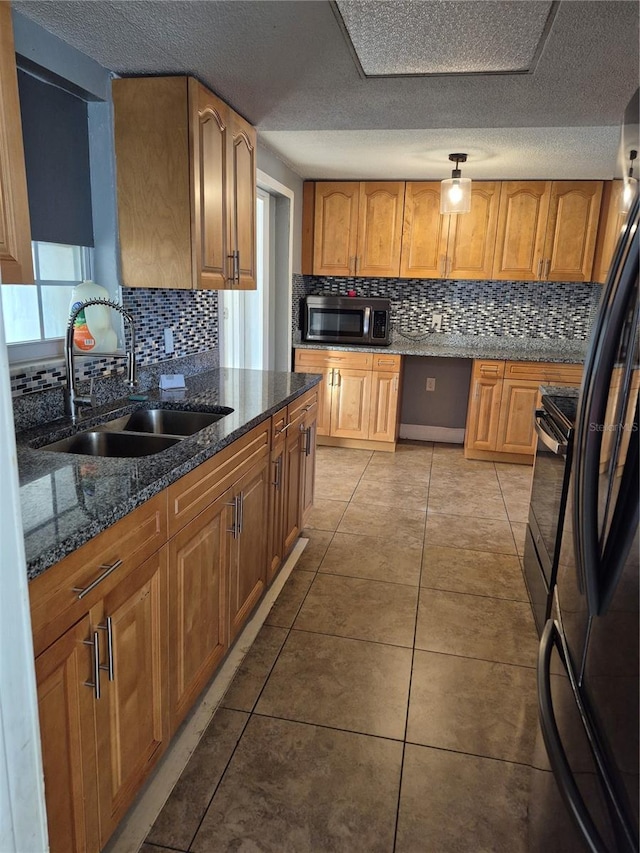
[535,411,568,456]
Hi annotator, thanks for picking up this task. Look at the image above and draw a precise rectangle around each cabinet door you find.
[330,368,372,439]
[368,370,400,443]
[230,110,257,290]
[283,421,304,553]
[357,181,404,277]
[0,2,34,284]
[190,80,230,290]
[229,456,269,640]
[543,181,603,282]
[313,182,359,275]
[36,616,100,853]
[492,182,550,280]
[300,408,317,526]
[495,379,540,455]
[95,548,169,845]
[464,360,504,453]
[400,182,449,278]
[592,181,626,284]
[447,182,500,280]
[268,440,286,583]
[168,492,230,730]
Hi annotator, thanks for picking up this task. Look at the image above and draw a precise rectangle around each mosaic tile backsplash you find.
[293,274,602,340]
[9,287,219,399]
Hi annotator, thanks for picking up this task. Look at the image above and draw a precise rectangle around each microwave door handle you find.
[363,307,371,339]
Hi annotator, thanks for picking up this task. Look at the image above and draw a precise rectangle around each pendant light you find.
[441,153,471,214]
[620,149,638,214]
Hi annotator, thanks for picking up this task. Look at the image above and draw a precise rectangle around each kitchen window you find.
[1,241,94,360]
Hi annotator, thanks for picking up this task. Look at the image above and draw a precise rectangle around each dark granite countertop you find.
[16,368,321,580]
[293,333,588,364]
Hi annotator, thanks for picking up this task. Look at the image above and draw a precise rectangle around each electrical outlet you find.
[431,313,443,332]
[163,327,174,355]
[426,377,436,392]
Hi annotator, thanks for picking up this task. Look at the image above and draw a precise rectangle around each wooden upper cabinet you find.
[400,182,448,278]
[447,182,500,280]
[592,180,626,284]
[310,181,403,277]
[400,181,499,280]
[543,181,602,282]
[113,75,256,290]
[0,2,34,284]
[493,180,602,282]
[192,82,229,290]
[357,181,404,277]
[230,109,257,289]
[313,182,360,276]
[492,181,551,281]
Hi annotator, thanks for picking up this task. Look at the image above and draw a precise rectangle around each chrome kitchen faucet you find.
[65,298,137,424]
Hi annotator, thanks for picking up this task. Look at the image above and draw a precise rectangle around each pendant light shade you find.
[441,153,471,214]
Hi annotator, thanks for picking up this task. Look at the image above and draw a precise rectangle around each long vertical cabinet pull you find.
[227,495,240,538]
[83,631,101,700]
[238,492,244,534]
[227,253,236,287]
[272,457,282,489]
[98,617,115,681]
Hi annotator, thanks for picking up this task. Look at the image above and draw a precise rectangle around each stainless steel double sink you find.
[40,406,234,458]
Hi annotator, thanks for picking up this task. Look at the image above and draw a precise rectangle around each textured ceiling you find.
[334,1,555,76]
[13,0,640,180]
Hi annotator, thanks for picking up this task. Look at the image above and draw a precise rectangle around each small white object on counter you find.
[159,373,186,390]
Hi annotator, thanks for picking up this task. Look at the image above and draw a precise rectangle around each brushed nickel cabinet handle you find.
[238,492,244,534]
[83,631,101,700]
[272,457,282,490]
[73,559,123,600]
[335,369,341,387]
[227,496,239,539]
[277,420,293,434]
[394,375,399,392]
[227,253,235,286]
[305,426,312,456]
[98,617,114,681]
[544,258,551,280]
[536,258,543,280]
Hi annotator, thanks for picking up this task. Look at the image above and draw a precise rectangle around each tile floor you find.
[141,442,547,853]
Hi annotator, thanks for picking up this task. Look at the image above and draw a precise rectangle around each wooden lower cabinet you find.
[464,360,504,453]
[495,379,541,455]
[464,359,582,462]
[168,491,230,731]
[294,349,402,449]
[36,616,100,853]
[228,456,269,641]
[95,549,169,844]
[330,368,371,438]
[32,410,316,851]
[36,548,169,853]
[267,418,287,583]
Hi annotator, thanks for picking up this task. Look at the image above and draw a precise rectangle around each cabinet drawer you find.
[168,421,269,536]
[295,348,373,370]
[271,406,288,448]
[30,491,167,657]
[505,361,582,385]
[288,388,318,426]
[476,359,505,379]
[372,353,401,372]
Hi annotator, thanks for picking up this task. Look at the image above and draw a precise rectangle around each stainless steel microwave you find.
[302,296,391,346]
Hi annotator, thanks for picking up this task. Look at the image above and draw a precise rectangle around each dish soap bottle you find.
[69,280,117,353]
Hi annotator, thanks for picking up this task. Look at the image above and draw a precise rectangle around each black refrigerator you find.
[531,99,639,851]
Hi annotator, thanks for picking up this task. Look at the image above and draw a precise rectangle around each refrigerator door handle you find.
[538,619,608,853]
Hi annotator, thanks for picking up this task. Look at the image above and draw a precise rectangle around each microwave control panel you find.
[372,310,388,339]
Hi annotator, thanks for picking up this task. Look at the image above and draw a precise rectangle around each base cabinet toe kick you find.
[28,388,318,853]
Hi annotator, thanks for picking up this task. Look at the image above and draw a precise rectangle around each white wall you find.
[0,301,48,852]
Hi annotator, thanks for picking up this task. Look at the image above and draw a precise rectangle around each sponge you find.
[128,393,148,402]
